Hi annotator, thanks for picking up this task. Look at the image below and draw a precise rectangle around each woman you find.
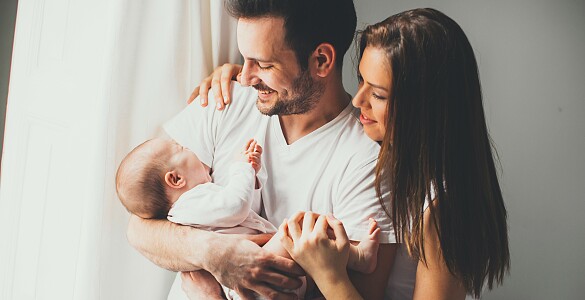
[279,8,510,299]
[192,8,510,299]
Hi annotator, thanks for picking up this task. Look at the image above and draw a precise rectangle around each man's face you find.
[237,17,324,116]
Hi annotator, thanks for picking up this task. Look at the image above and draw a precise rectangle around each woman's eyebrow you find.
[367,81,389,92]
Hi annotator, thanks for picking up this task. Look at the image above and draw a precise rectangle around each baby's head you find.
[116,138,211,219]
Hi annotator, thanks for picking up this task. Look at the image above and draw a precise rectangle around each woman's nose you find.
[352,86,368,108]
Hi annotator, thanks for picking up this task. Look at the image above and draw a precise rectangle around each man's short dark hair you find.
[225,0,357,71]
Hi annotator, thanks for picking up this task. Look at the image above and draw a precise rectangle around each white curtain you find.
[0,0,238,299]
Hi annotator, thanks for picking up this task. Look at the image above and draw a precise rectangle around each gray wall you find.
[0,0,18,164]
[344,1,585,299]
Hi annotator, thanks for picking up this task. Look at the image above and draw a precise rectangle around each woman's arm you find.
[280,212,395,300]
[348,243,396,299]
[412,208,467,300]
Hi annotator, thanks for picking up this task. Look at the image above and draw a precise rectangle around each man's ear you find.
[164,171,186,189]
[310,43,336,78]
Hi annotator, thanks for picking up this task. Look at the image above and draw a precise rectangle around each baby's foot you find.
[349,218,380,274]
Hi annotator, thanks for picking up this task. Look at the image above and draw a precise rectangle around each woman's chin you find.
[364,128,384,143]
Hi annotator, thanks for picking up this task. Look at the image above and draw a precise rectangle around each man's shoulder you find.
[165,82,259,129]
[207,82,259,116]
[333,106,381,161]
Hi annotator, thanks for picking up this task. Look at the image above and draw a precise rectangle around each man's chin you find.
[256,99,276,116]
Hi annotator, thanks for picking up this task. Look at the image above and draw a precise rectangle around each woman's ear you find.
[164,171,186,189]
[310,43,336,78]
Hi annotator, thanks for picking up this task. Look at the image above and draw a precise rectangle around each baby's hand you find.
[244,139,262,174]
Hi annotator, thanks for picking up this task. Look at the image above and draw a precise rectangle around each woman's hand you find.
[188,63,243,110]
[279,212,351,285]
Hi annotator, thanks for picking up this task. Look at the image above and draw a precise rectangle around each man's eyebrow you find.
[246,56,275,64]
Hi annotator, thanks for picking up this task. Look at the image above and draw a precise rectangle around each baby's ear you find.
[164,171,186,189]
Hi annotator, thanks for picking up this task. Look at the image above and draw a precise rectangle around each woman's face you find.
[352,46,392,142]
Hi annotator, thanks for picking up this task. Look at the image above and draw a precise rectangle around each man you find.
[127,1,397,299]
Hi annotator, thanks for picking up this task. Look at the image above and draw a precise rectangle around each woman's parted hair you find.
[358,8,510,297]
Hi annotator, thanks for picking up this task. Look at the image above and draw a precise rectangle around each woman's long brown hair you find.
[358,8,510,297]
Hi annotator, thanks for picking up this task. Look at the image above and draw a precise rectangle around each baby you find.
[116,138,274,235]
[116,137,380,298]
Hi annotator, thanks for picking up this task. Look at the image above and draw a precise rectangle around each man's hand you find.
[188,63,243,110]
[241,232,273,246]
[180,271,225,300]
[206,235,305,300]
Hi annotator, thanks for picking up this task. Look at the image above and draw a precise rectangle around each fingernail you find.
[216,103,221,109]
[200,98,205,105]
[224,96,229,104]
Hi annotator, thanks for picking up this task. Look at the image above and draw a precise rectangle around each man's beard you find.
[254,69,324,116]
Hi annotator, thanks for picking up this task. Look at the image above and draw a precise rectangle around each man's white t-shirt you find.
[164,83,395,242]
[163,83,416,300]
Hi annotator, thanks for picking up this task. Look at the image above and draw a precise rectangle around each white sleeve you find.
[167,162,257,228]
[162,91,221,168]
[333,154,397,244]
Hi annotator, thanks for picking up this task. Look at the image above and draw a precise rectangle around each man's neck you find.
[279,79,350,145]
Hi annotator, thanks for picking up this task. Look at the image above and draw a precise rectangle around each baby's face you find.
[149,138,211,189]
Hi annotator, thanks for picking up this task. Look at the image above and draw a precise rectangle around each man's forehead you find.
[237,17,293,62]
[238,16,285,32]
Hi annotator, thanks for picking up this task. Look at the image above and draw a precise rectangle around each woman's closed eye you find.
[372,92,386,100]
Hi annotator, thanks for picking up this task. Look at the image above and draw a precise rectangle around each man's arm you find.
[180,271,225,300]
[330,154,397,299]
[127,215,211,271]
[127,215,305,298]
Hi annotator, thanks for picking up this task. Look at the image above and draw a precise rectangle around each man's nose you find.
[240,61,261,86]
